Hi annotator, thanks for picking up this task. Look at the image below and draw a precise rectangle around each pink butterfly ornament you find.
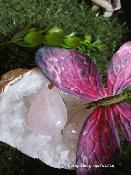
[35,42,131,175]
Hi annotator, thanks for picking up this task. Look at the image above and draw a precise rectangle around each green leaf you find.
[95,44,103,50]
[44,32,64,45]
[46,26,64,34]
[12,27,39,41]
[84,34,92,43]
[66,32,77,37]
[93,39,102,45]
[93,40,104,50]
[43,26,65,45]
[12,26,31,40]
[64,36,80,48]
[24,31,45,46]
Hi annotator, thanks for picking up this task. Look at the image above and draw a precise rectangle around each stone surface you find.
[0,68,94,169]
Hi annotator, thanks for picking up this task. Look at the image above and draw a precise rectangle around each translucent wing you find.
[35,47,106,101]
[76,107,120,175]
[107,42,131,95]
[113,103,131,142]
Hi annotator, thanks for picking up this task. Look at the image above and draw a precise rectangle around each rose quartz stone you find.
[28,86,67,136]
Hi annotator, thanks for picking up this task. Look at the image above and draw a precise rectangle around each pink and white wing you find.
[35,47,107,101]
[76,107,120,175]
[107,42,131,95]
[113,103,131,142]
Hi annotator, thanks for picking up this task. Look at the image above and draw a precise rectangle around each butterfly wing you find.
[76,107,120,175]
[107,42,131,95]
[113,103,131,142]
[35,47,106,101]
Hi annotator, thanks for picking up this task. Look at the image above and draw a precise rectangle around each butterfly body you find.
[85,90,131,109]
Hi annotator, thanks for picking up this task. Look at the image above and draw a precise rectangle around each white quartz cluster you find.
[0,69,93,169]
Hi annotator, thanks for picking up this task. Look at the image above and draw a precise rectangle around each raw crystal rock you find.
[0,68,94,169]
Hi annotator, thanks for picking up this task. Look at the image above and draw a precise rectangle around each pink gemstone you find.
[28,86,67,136]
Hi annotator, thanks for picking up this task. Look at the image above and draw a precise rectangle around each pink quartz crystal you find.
[28,86,67,136]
